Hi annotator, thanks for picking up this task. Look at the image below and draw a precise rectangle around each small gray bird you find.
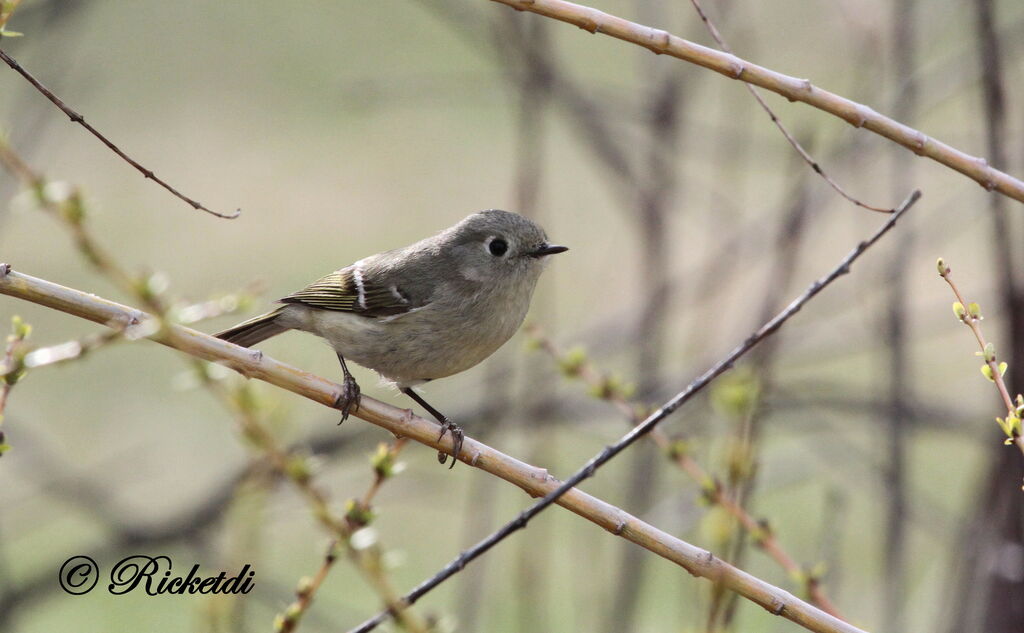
[214,209,567,467]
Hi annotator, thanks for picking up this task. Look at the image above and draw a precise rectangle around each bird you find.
[214,209,568,467]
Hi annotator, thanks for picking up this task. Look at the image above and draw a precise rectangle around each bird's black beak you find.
[529,243,569,258]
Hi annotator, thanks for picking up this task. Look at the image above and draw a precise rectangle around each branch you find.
[349,190,921,633]
[0,48,240,219]
[0,262,868,633]
[488,0,1024,205]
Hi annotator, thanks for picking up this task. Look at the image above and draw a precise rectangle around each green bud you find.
[984,342,997,362]
[982,364,995,382]
[936,257,948,276]
[997,415,1022,438]
[272,614,287,632]
[807,561,828,583]
[60,193,86,225]
[344,499,374,528]
[558,346,587,377]
[10,315,31,339]
[968,302,982,319]
[285,456,311,484]
[295,576,314,598]
[952,302,966,321]
[666,438,690,460]
[370,442,397,479]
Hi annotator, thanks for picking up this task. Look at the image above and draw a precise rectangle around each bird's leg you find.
[401,387,463,469]
[333,352,361,424]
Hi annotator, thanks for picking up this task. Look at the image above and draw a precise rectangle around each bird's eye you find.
[488,238,509,256]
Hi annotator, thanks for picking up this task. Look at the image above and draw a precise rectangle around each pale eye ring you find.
[488,237,509,257]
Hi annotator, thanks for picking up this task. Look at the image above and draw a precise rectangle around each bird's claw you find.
[333,374,361,425]
[436,419,464,469]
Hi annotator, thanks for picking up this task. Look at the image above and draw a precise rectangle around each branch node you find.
[647,28,670,54]
[470,450,482,467]
[0,263,9,278]
[613,518,627,535]
[729,61,745,79]
[975,157,997,190]
[249,348,264,363]
[770,598,787,616]
[577,9,600,33]
[850,104,873,128]
[909,131,928,155]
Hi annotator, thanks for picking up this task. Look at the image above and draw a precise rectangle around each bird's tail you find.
[214,307,289,348]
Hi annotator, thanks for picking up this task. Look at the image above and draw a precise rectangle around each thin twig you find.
[349,190,921,633]
[0,315,29,448]
[489,0,1024,205]
[0,49,240,219]
[687,0,895,213]
[937,260,1024,463]
[275,438,411,633]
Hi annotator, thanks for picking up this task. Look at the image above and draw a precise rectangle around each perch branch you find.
[0,262,867,633]
[489,0,1024,205]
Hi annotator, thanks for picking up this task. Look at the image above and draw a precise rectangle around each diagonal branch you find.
[0,261,867,633]
[489,0,1024,205]
[0,49,240,219]
[348,190,921,633]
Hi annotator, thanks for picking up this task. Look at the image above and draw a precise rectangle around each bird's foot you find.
[436,417,464,469]
[333,374,361,425]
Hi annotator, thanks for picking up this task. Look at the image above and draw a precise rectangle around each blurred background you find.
[1,1,1023,631]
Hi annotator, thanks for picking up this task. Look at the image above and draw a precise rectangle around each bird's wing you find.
[278,266,416,318]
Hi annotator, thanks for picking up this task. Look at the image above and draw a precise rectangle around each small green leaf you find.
[968,302,982,319]
[982,364,995,382]
[984,342,997,362]
[953,302,966,321]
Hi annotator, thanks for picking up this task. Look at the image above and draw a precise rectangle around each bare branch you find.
[0,48,240,219]
[488,0,1024,205]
